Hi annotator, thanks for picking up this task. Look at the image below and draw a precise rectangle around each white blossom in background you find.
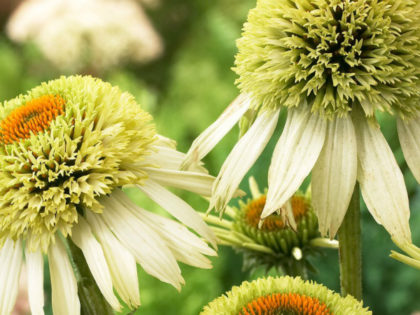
[6,0,163,73]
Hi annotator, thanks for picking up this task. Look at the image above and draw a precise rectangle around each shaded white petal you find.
[397,115,420,183]
[312,115,357,237]
[262,107,327,226]
[182,93,252,170]
[210,109,280,213]
[0,239,23,315]
[71,216,121,311]
[145,167,214,196]
[25,248,44,315]
[112,192,217,269]
[353,110,411,243]
[86,213,140,309]
[97,191,184,290]
[138,179,217,247]
[48,237,80,315]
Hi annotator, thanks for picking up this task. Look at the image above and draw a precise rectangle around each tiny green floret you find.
[0,76,156,252]
[235,0,420,118]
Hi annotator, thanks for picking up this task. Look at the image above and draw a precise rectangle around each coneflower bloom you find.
[204,177,337,275]
[201,276,371,314]
[183,0,420,245]
[0,76,216,315]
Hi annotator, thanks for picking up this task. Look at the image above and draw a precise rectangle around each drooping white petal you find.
[48,237,80,315]
[25,248,44,315]
[145,167,214,196]
[262,107,327,226]
[353,110,411,243]
[97,191,184,290]
[71,216,121,311]
[182,93,252,170]
[86,213,140,309]
[397,115,420,183]
[0,239,23,315]
[312,115,357,238]
[210,109,280,214]
[138,179,217,247]
[112,192,217,269]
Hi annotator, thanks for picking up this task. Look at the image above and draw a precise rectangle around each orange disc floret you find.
[0,95,65,144]
[239,292,332,315]
[245,195,309,231]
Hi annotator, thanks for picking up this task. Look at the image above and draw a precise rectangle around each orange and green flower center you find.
[239,293,332,315]
[0,95,65,144]
[245,195,309,231]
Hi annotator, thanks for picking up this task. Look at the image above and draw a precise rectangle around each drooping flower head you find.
[201,276,371,314]
[184,0,420,251]
[0,76,216,314]
[204,177,337,275]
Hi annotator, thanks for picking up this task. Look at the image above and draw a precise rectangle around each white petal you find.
[182,93,252,170]
[262,107,327,225]
[112,192,217,269]
[210,109,280,213]
[48,237,80,315]
[353,109,411,243]
[138,179,217,246]
[0,239,23,315]
[86,213,140,309]
[311,115,357,237]
[97,191,184,290]
[25,248,44,315]
[71,216,121,311]
[397,115,420,183]
[145,167,214,197]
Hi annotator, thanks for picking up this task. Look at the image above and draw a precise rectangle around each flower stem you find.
[67,239,114,315]
[338,184,362,300]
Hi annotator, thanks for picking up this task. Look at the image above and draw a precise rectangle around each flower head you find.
[0,76,216,314]
[7,0,163,73]
[183,0,420,251]
[204,177,337,275]
[201,276,371,315]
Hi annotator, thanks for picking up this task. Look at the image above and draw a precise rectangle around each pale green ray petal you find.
[262,107,327,227]
[353,110,411,243]
[210,109,280,214]
[25,248,44,315]
[0,239,23,315]
[312,115,357,238]
[48,237,80,315]
[71,216,121,311]
[397,115,420,183]
[182,94,251,170]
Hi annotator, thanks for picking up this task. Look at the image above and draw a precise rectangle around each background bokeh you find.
[1,0,420,314]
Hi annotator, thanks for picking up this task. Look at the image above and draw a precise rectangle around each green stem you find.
[337,184,362,300]
[67,239,114,315]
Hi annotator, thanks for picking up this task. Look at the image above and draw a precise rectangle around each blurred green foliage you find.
[1,0,420,314]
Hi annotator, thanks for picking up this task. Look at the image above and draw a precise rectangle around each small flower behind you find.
[183,0,420,252]
[204,177,337,276]
[0,76,217,315]
[201,276,371,315]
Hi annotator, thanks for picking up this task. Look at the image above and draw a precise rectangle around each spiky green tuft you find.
[0,76,156,252]
[234,0,420,118]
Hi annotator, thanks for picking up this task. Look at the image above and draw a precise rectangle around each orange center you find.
[245,195,308,231]
[0,95,65,144]
[239,293,332,315]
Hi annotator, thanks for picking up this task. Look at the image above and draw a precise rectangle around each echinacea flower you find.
[0,76,216,315]
[201,276,371,314]
[204,177,337,275]
[184,0,420,245]
[6,0,163,73]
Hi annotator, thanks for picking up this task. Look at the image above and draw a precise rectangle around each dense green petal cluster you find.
[201,276,371,315]
[235,0,420,117]
[0,76,156,251]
